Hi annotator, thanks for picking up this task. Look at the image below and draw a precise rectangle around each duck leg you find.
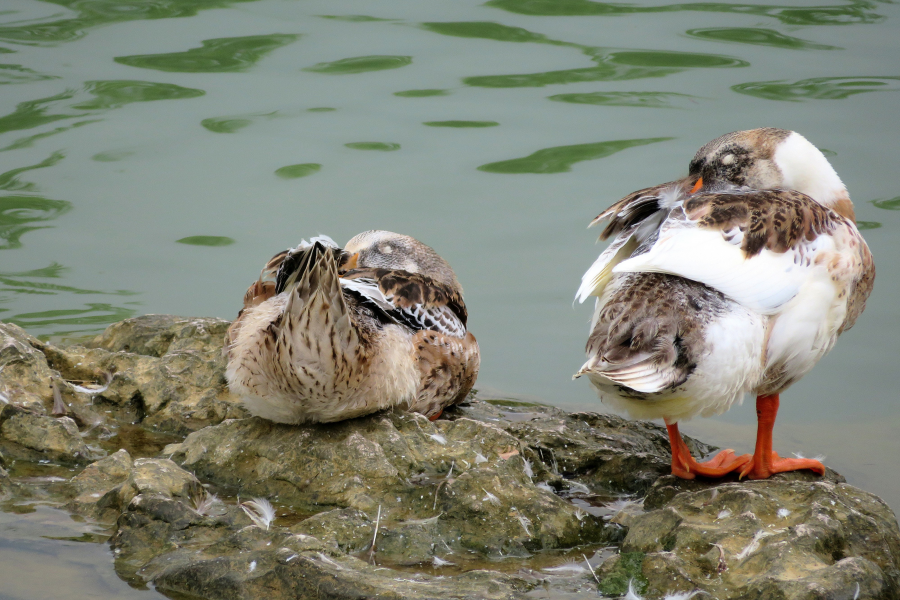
[739,394,825,479]
[665,420,751,479]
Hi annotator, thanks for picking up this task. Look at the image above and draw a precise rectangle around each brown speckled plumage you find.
[225,232,479,424]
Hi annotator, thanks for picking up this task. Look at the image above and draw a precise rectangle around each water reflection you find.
[176,236,236,246]
[0,0,262,46]
[733,76,900,101]
[304,55,412,74]
[872,197,900,210]
[478,137,671,174]
[485,0,884,26]
[548,91,696,108]
[685,27,841,50]
[0,81,203,142]
[395,89,450,97]
[0,63,59,85]
[0,195,70,249]
[345,142,401,151]
[274,163,322,178]
[423,120,499,128]
[115,34,299,73]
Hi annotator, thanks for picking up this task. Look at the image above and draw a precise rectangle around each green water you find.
[1,0,899,595]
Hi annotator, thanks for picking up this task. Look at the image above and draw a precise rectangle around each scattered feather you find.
[792,451,826,462]
[712,543,727,573]
[777,508,791,519]
[602,498,642,520]
[512,508,532,537]
[316,552,342,569]
[542,561,586,574]
[51,380,67,416]
[433,463,455,510]
[574,507,587,521]
[428,432,447,445]
[474,452,488,464]
[192,490,224,516]
[619,580,704,600]
[241,498,276,530]
[0,389,8,405]
[702,488,719,507]
[623,579,644,600]
[716,509,732,520]
[481,488,501,506]
[853,582,860,600]
[736,530,773,561]
[536,482,555,493]
[248,560,257,572]
[70,372,113,396]
[523,459,534,479]
[584,553,601,585]
[564,480,591,495]
[368,505,382,563]
[432,555,455,567]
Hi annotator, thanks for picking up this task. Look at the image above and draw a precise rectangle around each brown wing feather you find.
[226,249,290,352]
[592,178,697,240]
[342,268,468,328]
[684,188,842,257]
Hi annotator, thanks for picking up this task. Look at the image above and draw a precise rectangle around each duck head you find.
[342,230,462,290]
[688,127,855,221]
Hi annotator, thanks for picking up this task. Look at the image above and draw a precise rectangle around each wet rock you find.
[166,411,620,562]
[449,400,712,496]
[612,476,900,599]
[290,507,375,554]
[0,404,102,463]
[68,451,204,521]
[112,493,531,600]
[0,322,53,412]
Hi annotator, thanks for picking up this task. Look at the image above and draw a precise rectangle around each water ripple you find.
[0,0,263,46]
[115,34,299,73]
[176,236,236,246]
[275,164,322,179]
[685,27,841,50]
[548,91,696,108]
[485,0,885,26]
[304,55,412,74]
[345,142,400,151]
[423,121,499,128]
[733,76,900,101]
[477,137,672,174]
[872,197,900,210]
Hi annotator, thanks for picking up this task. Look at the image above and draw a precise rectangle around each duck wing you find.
[613,188,865,315]
[342,268,467,338]
[577,179,697,303]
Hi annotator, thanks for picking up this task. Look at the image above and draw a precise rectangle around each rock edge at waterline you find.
[0,316,898,600]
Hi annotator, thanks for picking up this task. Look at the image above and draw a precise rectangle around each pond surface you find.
[1,0,899,596]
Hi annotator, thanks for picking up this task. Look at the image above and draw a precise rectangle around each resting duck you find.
[575,128,875,479]
[225,230,479,424]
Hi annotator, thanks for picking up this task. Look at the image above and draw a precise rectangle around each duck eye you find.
[721,154,735,166]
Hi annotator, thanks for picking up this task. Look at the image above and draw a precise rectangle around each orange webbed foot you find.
[739,451,825,480]
[428,409,443,422]
[672,449,753,480]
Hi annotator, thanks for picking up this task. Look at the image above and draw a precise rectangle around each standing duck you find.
[225,230,479,424]
[575,128,874,479]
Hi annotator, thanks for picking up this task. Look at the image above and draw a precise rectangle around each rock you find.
[165,411,621,562]
[68,451,204,521]
[2,315,900,600]
[611,476,900,599]
[7,315,248,436]
[447,399,713,496]
[112,493,531,600]
[0,404,102,463]
[86,314,232,357]
[0,322,54,412]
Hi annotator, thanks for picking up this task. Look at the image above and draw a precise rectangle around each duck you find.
[574,128,875,480]
[225,230,480,424]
